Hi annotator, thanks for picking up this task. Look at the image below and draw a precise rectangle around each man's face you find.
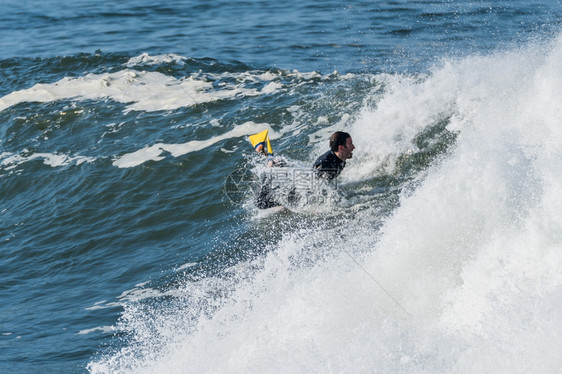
[340,137,355,160]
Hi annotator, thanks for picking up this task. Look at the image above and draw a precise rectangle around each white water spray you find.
[89,35,562,374]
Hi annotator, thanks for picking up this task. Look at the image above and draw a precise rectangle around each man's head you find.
[330,131,354,160]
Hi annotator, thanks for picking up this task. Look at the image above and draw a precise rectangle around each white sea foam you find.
[0,70,244,113]
[0,55,323,114]
[88,36,562,374]
[0,151,95,170]
[0,68,275,114]
[125,53,189,67]
[78,326,115,335]
[175,262,198,271]
[112,121,278,168]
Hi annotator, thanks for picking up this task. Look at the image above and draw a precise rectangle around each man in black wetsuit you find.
[313,131,355,182]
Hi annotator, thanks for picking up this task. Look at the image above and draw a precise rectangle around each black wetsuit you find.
[313,150,346,181]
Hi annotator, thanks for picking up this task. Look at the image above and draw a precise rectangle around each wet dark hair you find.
[329,131,351,152]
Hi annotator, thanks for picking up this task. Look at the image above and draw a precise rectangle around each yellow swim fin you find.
[249,129,273,155]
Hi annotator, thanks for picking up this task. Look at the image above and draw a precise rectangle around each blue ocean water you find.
[1,1,561,373]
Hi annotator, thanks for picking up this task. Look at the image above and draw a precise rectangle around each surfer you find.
[313,131,354,182]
